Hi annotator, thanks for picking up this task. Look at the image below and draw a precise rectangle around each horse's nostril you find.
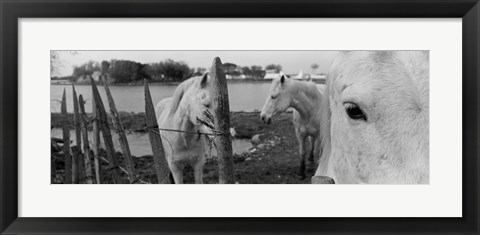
[261,116,265,121]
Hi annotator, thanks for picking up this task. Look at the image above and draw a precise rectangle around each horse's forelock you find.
[269,76,282,92]
[371,51,394,64]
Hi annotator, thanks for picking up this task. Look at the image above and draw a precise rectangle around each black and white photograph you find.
[50,50,429,184]
[3,1,478,233]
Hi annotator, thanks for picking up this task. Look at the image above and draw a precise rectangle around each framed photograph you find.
[1,0,479,234]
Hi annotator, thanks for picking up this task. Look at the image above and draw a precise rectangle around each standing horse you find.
[315,51,429,184]
[155,73,214,184]
[260,75,325,179]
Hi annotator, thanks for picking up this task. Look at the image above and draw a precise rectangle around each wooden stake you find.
[92,87,101,184]
[102,76,136,183]
[210,57,235,184]
[51,152,56,183]
[79,95,94,184]
[90,76,123,183]
[72,85,84,183]
[144,80,171,184]
[61,89,72,184]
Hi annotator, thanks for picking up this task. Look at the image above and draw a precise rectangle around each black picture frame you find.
[1,0,479,234]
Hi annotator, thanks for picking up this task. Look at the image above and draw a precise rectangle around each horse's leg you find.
[313,135,322,164]
[193,157,205,184]
[170,163,184,184]
[308,136,315,163]
[296,131,308,179]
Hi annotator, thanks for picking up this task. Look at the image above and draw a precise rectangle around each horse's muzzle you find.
[261,116,271,125]
[311,175,336,184]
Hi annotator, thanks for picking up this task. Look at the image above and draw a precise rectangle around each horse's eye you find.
[205,104,211,108]
[271,95,276,100]
[345,102,367,121]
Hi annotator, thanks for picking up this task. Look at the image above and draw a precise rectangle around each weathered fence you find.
[91,89,101,184]
[61,89,72,184]
[210,57,235,184]
[79,95,94,184]
[90,76,124,184]
[102,76,136,183]
[53,57,235,184]
[72,85,85,183]
[144,80,171,184]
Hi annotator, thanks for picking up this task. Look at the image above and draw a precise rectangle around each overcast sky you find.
[53,50,339,77]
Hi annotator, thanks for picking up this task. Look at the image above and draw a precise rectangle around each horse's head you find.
[323,51,429,184]
[170,73,215,136]
[260,74,291,124]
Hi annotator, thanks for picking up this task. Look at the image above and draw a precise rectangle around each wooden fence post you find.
[92,88,102,184]
[61,89,72,184]
[72,85,84,183]
[90,76,124,184]
[102,77,136,183]
[210,57,235,184]
[51,152,56,183]
[79,95,94,184]
[144,80,171,184]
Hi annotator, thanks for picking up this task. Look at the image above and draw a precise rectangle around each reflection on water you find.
[50,82,272,113]
[51,129,252,157]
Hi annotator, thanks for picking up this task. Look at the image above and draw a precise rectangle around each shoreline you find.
[51,79,325,86]
[50,79,274,86]
[51,111,276,139]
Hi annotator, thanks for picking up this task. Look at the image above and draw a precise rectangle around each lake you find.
[51,82,273,113]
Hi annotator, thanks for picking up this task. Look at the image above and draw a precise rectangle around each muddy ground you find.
[51,111,317,184]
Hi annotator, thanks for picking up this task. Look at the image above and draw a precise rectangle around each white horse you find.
[260,74,325,179]
[155,73,214,184]
[315,51,429,184]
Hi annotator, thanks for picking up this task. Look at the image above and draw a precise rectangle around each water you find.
[50,82,272,113]
[51,129,253,157]
[51,82,263,156]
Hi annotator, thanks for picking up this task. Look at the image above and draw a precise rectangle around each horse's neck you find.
[169,111,199,147]
[287,81,320,119]
[172,111,195,132]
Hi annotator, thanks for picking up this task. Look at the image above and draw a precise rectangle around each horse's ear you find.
[280,75,285,84]
[200,72,209,88]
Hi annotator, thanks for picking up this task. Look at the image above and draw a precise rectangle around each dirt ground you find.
[51,111,317,184]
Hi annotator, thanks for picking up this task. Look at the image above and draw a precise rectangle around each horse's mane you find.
[319,79,331,161]
[315,56,338,176]
[289,79,323,103]
[168,76,199,116]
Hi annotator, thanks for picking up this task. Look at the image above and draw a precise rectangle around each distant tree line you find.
[265,64,282,71]
[71,59,198,84]
[71,59,281,83]
[239,66,265,79]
